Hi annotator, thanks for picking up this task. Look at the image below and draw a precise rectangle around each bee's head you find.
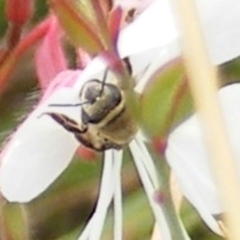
[47,67,126,126]
[80,79,122,124]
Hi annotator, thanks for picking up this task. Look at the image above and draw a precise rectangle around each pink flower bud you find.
[5,0,34,25]
[153,137,167,155]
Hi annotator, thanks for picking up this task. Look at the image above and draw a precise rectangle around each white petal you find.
[0,88,80,202]
[118,0,178,57]
[134,41,180,93]
[118,0,240,71]
[134,134,159,188]
[113,151,123,240]
[88,150,122,240]
[166,117,222,234]
[166,83,240,234]
[195,0,240,64]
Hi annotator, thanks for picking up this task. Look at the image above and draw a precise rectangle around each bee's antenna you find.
[48,101,89,107]
[99,68,109,96]
[48,68,109,108]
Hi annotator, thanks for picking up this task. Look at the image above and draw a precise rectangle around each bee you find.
[45,60,138,151]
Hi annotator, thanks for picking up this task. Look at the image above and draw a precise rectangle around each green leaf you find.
[0,203,29,240]
[50,0,105,55]
[140,59,193,138]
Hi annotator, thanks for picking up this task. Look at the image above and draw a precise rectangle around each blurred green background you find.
[0,0,239,239]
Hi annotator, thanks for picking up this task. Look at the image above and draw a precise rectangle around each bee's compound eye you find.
[81,80,122,124]
[84,80,102,103]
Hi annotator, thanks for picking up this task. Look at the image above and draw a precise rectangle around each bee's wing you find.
[0,88,80,203]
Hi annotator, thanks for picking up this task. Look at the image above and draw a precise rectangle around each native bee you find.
[45,60,138,151]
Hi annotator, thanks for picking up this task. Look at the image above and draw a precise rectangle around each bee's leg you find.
[123,57,132,75]
[43,112,87,134]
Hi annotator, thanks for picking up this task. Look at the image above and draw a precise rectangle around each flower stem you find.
[130,137,189,240]
[0,201,30,240]
[0,17,51,95]
[154,152,189,240]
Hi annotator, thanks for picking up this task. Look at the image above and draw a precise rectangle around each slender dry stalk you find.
[172,0,240,239]
[151,224,161,240]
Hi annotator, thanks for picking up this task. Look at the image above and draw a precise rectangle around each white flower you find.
[0,53,180,240]
[1,0,240,239]
[118,0,240,65]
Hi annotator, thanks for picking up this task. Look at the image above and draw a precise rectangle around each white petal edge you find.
[166,129,222,234]
[0,87,81,202]
[166,83,240,234]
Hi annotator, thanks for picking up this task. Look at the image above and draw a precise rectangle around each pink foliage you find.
[5,0,33,24]
[35,16,68,91]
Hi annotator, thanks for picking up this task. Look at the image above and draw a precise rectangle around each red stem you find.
[0,17,52,95]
